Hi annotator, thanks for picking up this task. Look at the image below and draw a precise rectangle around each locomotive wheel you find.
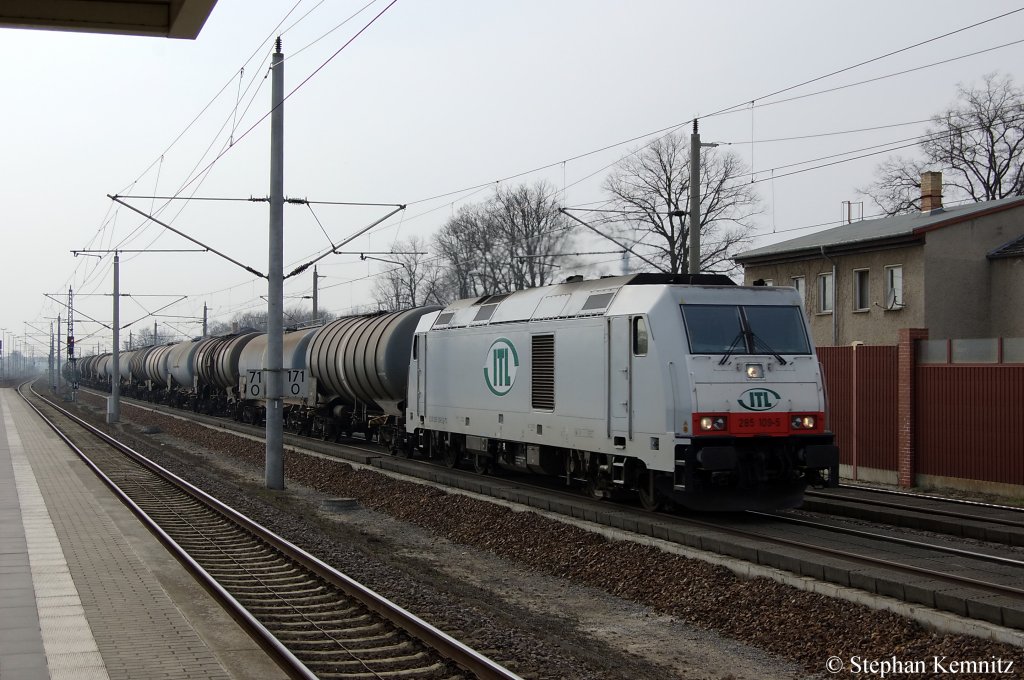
[583,457,607,500]
[443,437,463,468]
[584,476,606,500]
[637,471,664,512]
[472,452,491,475]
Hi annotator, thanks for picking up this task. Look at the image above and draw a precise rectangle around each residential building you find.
[733,172,1024,346]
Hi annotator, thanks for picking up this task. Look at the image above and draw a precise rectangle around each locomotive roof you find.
[429,273,737,329]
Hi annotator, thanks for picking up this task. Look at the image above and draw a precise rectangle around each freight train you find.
[69,273,838,511]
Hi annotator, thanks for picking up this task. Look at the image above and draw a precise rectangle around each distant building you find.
[734,172,1024,346]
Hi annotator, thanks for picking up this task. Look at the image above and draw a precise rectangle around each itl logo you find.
[738,388,780,411]
[484,338,519,396]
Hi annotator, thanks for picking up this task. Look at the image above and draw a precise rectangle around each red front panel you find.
[692,412,825,437]
[732,413,788,434]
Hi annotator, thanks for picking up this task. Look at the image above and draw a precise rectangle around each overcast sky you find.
[3,1,1023,358]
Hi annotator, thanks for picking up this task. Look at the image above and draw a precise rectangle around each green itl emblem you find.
[738,388,780,411]
[484,338,519,396]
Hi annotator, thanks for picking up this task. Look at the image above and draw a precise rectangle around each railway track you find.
[742,511,1024,597]
[21,384,522,680]
[802,486,1024,546]
[71,386,1024,632]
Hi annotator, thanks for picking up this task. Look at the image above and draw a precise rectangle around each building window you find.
[885,265,904,309]
[818,273,833,313]
[791,276,805,303]
[854,269,870,311]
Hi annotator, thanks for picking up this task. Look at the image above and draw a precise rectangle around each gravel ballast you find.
[73,394,1023,679]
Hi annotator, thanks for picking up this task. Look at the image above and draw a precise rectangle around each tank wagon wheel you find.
[637,471,665,512]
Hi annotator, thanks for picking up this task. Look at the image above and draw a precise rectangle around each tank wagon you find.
[74,273,837,511]
[233,308,441,438]
[402,273,838,511]
[236,327,317,427]
[77,331,262,413]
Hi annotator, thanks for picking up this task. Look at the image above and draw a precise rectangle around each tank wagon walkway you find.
[0,388,285,680]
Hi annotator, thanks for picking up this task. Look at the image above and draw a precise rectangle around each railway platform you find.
[0,388,287,680]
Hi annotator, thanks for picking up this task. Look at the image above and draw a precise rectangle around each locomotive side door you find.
[607,316,630,445]
[414,333,426,417]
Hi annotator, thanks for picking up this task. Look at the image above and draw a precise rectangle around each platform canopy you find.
[0,0,217,39]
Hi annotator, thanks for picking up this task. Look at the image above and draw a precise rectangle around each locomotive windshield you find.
[680,304,811,355]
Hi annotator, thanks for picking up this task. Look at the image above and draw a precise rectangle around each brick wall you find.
[897,328,928,487]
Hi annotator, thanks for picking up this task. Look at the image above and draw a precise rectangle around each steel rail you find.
[748,511,1024,568]
[22,383,523,680]
[806,487,1024,527]
[18,384,317,680]
[674,514,1024,599]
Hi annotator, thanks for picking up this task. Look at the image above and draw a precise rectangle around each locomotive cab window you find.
[632,317,648,356]
[680,304,810,356]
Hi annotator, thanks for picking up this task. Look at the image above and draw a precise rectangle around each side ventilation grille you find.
[531,334,555,410]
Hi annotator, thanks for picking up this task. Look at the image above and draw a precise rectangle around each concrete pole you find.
[49,322,54,390]
[202,303,208,337]
[56,316,61,391]
[266,38,285,490]
[688,120,701,275]
[312,266,319,322]
[68,287,77,401]
[108,253,120,423]
[154,321,158,344]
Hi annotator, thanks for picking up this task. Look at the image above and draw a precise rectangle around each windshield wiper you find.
[750,333,788,366]
[717,331,747,365]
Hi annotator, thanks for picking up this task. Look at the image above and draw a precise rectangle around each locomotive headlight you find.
[699,416,727,431]
[745,363,764,379]
[791,415,816,430]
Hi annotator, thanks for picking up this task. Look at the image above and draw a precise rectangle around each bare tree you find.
[372,236,447,311]
[431,181,572,299]
[433,205,497,299]
[204,304,332,336]
[861,73,1024,215]
[603,131,760,275]
[432,216,471,299]
[489,182,570,290]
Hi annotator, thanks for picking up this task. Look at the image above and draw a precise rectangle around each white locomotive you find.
[404,273,838,510]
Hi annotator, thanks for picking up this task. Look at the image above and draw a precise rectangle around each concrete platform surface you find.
[0,388,287,680]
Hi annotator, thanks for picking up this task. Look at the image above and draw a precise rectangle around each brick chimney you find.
[920,171,943,213]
